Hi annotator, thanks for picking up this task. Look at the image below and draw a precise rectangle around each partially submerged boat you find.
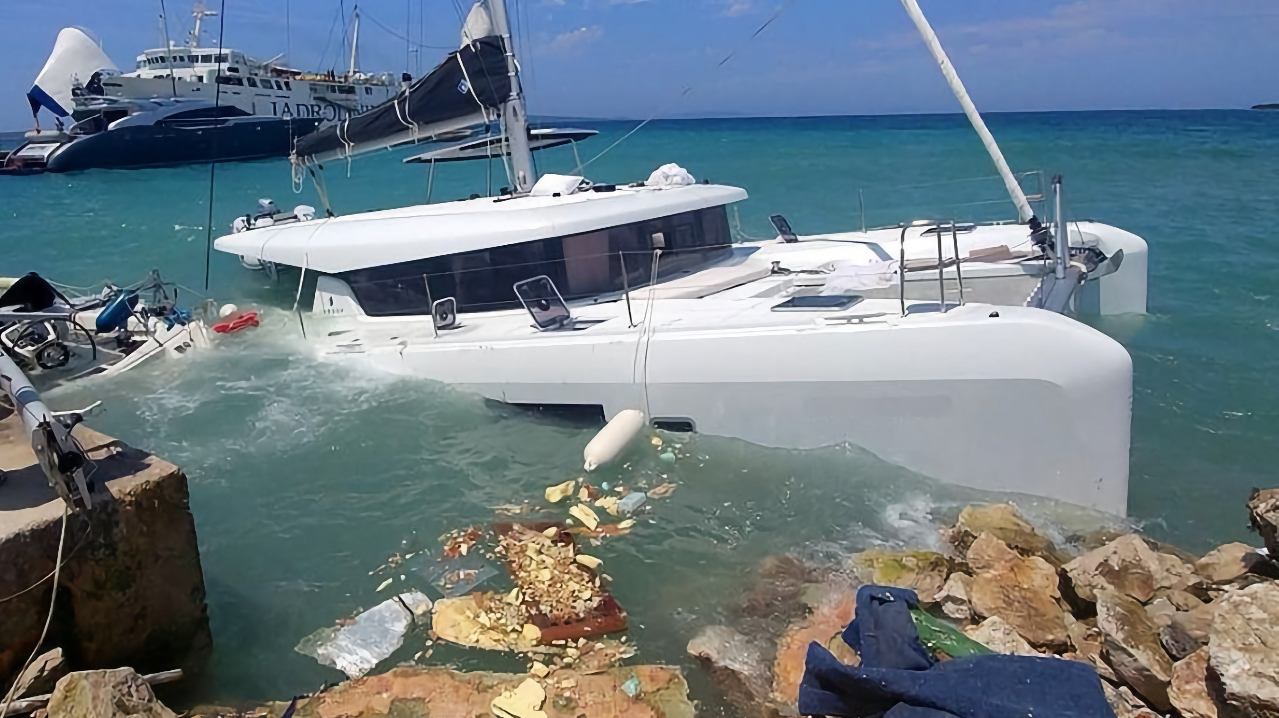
[213,0,1140,515]
[0,272,211,389]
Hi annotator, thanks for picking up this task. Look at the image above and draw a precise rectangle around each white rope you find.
[0,505,69,718]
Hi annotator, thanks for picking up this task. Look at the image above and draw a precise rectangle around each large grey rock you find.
[1169,648,1223,718]
[1096,589,1175,711]
[966,533,1068,648]
[1208,582,1279,716]
[1065,534,1193,604]
[0,422,210,685]
[46,668,177,718]
[1249,488,1279,558]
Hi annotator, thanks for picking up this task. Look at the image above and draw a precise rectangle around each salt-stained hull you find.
[320,299,1131,515]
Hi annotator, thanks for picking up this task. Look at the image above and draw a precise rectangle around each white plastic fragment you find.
[295,591,432,678]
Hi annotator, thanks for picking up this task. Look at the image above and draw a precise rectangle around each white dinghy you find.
[215,0,1134,515]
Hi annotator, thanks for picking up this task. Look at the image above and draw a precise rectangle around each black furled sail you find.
[294,35,511,162]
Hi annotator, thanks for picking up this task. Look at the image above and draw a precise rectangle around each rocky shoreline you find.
[18,489,1279,718]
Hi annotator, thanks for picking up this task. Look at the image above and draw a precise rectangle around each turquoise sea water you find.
[3,110,1278,708]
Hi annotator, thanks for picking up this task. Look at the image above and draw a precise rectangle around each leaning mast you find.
[485,0,536,193]
[899,0,1038,226]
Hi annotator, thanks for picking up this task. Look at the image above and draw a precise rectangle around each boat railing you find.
[856,170,1046,233]
[898,220,967,317]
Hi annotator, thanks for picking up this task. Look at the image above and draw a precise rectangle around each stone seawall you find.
[0,408,211,690]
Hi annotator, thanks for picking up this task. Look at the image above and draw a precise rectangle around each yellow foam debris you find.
[569,504,600,531]
[544,480,576,504]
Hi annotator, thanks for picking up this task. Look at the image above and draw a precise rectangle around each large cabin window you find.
[341,206,733,317]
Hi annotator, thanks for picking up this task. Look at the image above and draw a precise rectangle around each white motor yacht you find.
[214,0,1139,515]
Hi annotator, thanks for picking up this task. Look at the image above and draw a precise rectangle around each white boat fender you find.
[583,409,646,472]
[218,303,239,318]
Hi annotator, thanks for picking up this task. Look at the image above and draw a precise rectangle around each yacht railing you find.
[898,220,968,317]
[856,170,1046,233]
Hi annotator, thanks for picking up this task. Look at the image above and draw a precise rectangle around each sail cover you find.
[28,28,117,118]
[295,35,511,161]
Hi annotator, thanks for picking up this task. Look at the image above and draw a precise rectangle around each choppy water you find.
[3,111,1278,707]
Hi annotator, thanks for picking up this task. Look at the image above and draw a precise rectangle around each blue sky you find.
[4,0,1277,129]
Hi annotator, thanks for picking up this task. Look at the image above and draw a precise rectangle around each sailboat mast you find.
[485,0,536,193]
[899,0,1035,224]
[348,5,361,76]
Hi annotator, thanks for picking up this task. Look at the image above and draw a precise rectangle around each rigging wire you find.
[201,0,228,292]
[158,0,178,97]
[318,3,344,71]
[0,506,69,718]
[361,8,454,50]
[575,0,797,173]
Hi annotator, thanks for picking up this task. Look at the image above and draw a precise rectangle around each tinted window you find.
[365,86,372,95]
[246,77,258,87]
[215,75,244,86]
[342,206,732,316]
[284,80,292,90]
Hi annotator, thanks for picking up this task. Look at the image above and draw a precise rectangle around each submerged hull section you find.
[44,116,320,172]
[315,292,1132,515]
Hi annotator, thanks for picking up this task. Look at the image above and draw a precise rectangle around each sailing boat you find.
[216,0,1135,515]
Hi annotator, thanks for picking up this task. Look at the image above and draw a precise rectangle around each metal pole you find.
[620,251,635,328]
[899,224,908,316]
[858,188,866,233]
[423,275,437,338]
[935,226,946,312]
[426,158,436,203]
[952,223,965,305]
[1052,175,1067,280]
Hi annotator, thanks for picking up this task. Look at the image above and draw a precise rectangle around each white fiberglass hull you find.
[320,301,1131,515]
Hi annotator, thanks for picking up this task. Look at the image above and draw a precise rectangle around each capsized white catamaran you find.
[216,0,1139,515]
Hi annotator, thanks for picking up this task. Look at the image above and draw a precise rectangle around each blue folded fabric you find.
[797,585,1116,718]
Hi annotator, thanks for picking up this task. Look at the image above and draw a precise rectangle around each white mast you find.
[348,5,361,76]
[190,2,218,48]
[484,0,536,193]
[899,0,1036,224]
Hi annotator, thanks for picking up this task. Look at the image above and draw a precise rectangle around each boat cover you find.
[294,35,510,160]
[798,586,1115,718]
[28,28,117,118]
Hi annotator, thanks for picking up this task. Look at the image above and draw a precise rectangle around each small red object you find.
[212,310,260,334]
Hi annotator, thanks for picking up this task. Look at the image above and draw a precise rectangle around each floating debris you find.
[658,450,677,464]
[575,554,603,570]
[490,677,547,718]
[544,480,576,504]
[618,492,647,515]
[648,483,678,500]
[621,674,642,698]
[569,504,601,531]
[296,592,432,678]
[375,577,393,592]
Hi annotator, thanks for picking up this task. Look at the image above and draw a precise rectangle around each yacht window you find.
[365,86,372,95]
[216,53,229,63]
[227,66,240,74]
[246,77,259,87]
[341,206,731,316]
[284,80,292,90]
[215,75,244,86]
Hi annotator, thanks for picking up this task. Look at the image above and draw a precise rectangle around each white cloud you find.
[721,0,755,16]
[547,25,603,53]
